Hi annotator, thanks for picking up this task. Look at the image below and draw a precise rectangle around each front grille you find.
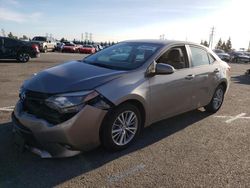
[22,90,76,124]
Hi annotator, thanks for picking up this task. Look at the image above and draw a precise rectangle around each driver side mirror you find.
[155,63,175,75]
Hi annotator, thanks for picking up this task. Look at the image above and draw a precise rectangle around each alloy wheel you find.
[111,110,138,146]
[212,88,224,110]
[19,53,29,62]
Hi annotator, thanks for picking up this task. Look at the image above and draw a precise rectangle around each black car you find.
[0,37,40,63]
[230,51,250,63]
[213,49,230,62]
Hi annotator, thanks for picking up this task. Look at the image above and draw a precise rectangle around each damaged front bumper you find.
[12,101,107,158]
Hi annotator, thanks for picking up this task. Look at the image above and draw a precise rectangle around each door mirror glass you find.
[155,63,175,75]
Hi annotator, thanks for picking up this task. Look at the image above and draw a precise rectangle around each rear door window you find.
[4,38,17,47]
[189,46,210,67]
[0,38,3,47]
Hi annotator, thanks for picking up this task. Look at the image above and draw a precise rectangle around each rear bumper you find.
[79,49,92,54]
[30,52,40,58]
[62,48,77,53]
[12,101,107,158]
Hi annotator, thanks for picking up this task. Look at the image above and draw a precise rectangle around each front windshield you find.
[83,42,162,70]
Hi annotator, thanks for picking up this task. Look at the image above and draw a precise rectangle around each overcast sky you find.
[0,0,249,49]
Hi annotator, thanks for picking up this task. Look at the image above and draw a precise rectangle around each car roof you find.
[122,39,201,46]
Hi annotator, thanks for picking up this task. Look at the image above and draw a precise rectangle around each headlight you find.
[45,90,111,114]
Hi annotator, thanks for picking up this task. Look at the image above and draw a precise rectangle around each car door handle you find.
[185,74,195,80]
[214,68,220,73]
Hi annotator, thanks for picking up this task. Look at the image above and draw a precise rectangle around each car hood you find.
[23,61,126,94]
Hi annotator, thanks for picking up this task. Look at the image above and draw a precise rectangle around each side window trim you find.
[208,53,216,64]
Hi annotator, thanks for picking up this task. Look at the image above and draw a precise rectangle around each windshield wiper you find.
[82,60,128,70]
[85,62,114,69]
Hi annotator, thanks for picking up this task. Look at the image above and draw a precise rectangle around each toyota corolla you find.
[12,40,230,158]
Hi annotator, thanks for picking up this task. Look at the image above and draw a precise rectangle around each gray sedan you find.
[12,40,230,158]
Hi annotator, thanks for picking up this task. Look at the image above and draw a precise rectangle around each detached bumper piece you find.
[12,113,80,158]
[12,113,52,158]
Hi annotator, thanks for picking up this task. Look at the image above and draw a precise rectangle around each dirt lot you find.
[0,53,249,187]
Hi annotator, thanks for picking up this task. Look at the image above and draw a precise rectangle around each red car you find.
[62,42,79,53]
[79,45,96,54]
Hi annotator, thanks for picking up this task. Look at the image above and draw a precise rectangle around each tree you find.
[203,40,209,47]
[221,42,226,51]
[22,35,28,40]
[1,28,6,37]
[60,38,66,42]
[8,32,14,38]
[200,40,209,47]
[216,38,222,49]
[225,37,232,52]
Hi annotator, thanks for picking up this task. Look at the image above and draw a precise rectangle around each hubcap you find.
[111,111,138,146]
[19,54,29,62]
[213,88,224,110]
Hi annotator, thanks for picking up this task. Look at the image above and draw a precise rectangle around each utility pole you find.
[89,33,92,42]
[209,26,215,49]
[81,33,83,42]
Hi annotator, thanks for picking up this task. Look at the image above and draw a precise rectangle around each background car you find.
[0,36,40,63]
[79,45,96,54]
[213,49,230,62]
[61,42,79,53]
[230,51,250,63]
[94,44,103,52]
[31,36,56,53]
[55,42,65,52]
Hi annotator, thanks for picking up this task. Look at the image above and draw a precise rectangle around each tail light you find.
[32,44,39,52]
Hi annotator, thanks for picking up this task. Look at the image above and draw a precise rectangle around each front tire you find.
[101,103,142,151]
[43,46,47,53]
[205,85,225,113]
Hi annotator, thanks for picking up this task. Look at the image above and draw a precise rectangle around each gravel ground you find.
[0,53,249,188]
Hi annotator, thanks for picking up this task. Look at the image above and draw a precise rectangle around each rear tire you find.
[204,85,225,113]
[17,53,30,63]
[100,103,142,151]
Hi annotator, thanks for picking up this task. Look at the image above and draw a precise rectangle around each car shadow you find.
[0,109,210,187]
[0,59,20,63]
[231,74,250,85]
